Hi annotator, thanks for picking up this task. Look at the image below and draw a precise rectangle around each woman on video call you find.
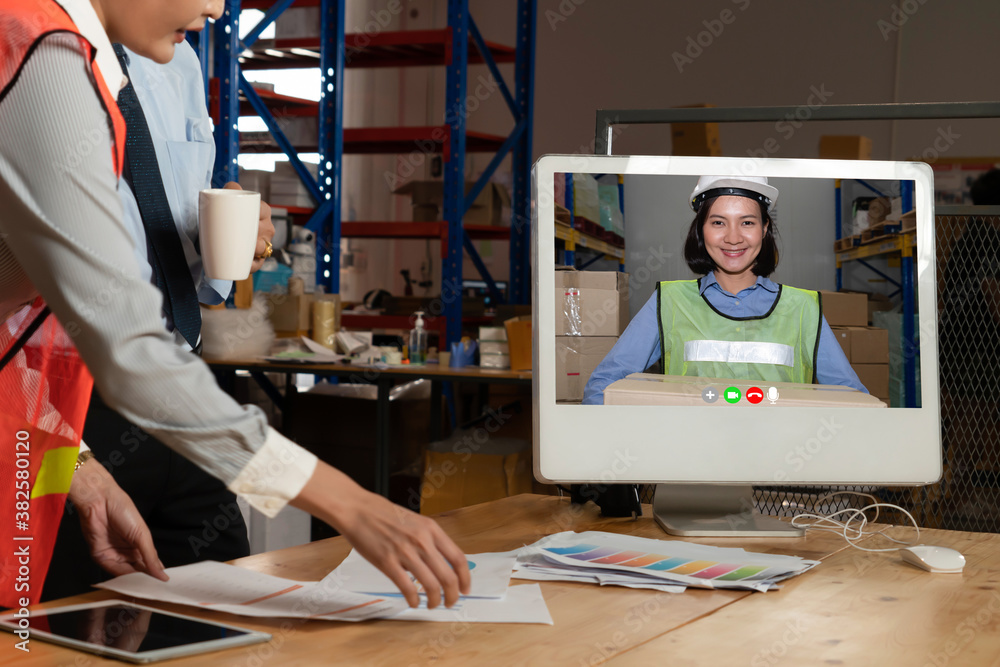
[582,175,867,405]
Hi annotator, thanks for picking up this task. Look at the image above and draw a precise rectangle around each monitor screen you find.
[532,156,941,499]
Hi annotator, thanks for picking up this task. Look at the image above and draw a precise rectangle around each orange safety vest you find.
[0,0,126,608]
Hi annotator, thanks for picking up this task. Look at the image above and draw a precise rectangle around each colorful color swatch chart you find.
[514,531,820,593]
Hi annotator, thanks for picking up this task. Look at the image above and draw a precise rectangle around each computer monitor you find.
[532,155,941,537]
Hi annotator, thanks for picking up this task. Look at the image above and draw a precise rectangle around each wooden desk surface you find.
[208,358,532,383]
[16,495,1000,666]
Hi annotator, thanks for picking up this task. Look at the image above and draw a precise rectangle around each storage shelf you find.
[341,314,493,332]
[240,125,505,155]
[239,30,516,71]
[555,222,625,262]
[240,87,318,117]
[835,233,915,264]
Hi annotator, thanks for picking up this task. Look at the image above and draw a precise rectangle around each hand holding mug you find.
[222,181,275,274]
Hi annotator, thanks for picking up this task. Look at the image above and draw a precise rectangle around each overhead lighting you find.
[290,48,320,58]
[264,49,285,58]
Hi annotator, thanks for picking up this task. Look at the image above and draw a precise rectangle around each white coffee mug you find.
[198,188,261,281]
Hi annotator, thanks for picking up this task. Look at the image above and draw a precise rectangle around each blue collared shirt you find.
[582,273,866,404]
[118,43,232,347]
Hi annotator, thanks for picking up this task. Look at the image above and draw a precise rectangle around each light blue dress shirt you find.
[582,273,867,404]
[119,43,232,347]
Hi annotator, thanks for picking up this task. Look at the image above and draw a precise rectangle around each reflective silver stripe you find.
[684,340,795,367]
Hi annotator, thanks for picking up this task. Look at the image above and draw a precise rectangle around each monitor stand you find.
[653,484,805,537]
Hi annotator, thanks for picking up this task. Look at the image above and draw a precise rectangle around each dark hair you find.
[970,169,1000,206]
[683,197,779,277]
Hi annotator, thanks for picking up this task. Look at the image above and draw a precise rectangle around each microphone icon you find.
[767,387,779,404]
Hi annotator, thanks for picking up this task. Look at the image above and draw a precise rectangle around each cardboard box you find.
[852,363,890,399]
[831,326,852,359]
[830,326,889,364]
[671,104,722,156]
[393,180,511,225]
[819,135,872,160]
[480,353,510,369]
[555,270,630,336]
[479,341,509,355]
[265,293,312,333]
[556,336,618,401]
[604,373,886,408]
[419,437,533,515]
[820,291,868,327]
[848,327,889,364]
[479,326,507,341]
[504,316,532,371]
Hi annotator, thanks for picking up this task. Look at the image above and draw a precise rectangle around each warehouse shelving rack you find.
[594,101,1000,408]
[209,0,536,345]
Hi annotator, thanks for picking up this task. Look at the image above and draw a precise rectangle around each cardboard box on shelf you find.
[849,327,889,364]
[393,180,511,225]
[479,341,510,355]
[604,373,886,407]
[830,326,889,364]
[480,353,511,369]
[555,270,630,336]
[851,363,890,400]
[671,104,721,156]
[479,326,507,342]
[819,135,872,160]
[265,292,339,335]
[504,316,531,371]
[819,291,868,327]
[556,336,617,401]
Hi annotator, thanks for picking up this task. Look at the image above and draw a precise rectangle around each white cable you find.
[787,490,921,553]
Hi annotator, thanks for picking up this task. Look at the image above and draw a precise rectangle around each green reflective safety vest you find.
[657,279,822,383]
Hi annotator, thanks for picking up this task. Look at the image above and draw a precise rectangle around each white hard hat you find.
[690,176,778,212]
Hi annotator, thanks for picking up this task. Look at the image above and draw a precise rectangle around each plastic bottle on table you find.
[409,310,427,365]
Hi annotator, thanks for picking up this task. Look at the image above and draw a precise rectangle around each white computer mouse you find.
[899,545,966,573]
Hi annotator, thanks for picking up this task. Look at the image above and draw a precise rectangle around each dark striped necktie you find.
[113,43,202,351]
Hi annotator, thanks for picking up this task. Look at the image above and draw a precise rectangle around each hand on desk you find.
[68,457,168,582]
[291,462,471,609]
[222,181,274,274]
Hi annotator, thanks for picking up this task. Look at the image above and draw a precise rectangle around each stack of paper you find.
[513,531,820,593]
[98,552,554,625]
[323,550,552,624]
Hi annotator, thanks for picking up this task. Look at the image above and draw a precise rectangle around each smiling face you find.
[702,195,768,292]
[93,0,221,63]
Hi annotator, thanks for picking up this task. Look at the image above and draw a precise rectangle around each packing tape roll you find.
[312,300,336,348]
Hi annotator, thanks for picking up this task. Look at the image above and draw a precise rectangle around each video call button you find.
[724,387,742,404]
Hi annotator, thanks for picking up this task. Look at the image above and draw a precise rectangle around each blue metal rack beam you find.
[209,0,535,342]
[212,0,242,185]
[317,0,344,294]
[442,0,469,346]
[509,0,536,305]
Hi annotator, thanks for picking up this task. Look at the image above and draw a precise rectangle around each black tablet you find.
[0,600,271,663]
